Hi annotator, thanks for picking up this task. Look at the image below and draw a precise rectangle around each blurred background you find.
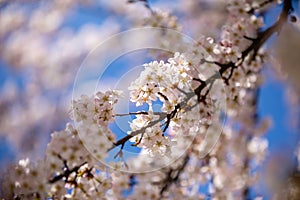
[0,0,300,198]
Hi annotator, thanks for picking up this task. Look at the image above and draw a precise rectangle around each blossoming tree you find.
[0,0,300,199]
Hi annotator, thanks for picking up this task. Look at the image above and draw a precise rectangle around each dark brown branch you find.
[159,155,190,197]
[158,92,169,102]
[127,0,151,10]
[109,79,209,152]
[132,131,145,146]
[210,0,293,83]
[242,0,293,61]
[48,155,87,184]
[247,0,276,14]
[223,65,237,85]
[114,143,125,158]
[243,35,256,41]
[175,85,189,96]
[163,104,180,132]
[113,111,162,117]
[108,113,167,151]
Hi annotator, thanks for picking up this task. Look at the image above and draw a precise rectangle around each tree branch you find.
[108,0,293,157]
[159,154,190,197]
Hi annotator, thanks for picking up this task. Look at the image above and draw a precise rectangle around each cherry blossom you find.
[0,0,298,200]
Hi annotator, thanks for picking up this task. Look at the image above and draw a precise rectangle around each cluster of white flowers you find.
[2,123,113,199]
[144,9,181,30]
[46,124,92,170]
[130,123,171,155]
[71,90,124,162]
[2,158,49,199]
[129,53,192,107]
[127,52,207,155]
[94,90,122,125]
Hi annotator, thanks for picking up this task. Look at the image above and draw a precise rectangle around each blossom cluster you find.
[129,53,192,106]
[2,124,112,199]
[71,90,123,161]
